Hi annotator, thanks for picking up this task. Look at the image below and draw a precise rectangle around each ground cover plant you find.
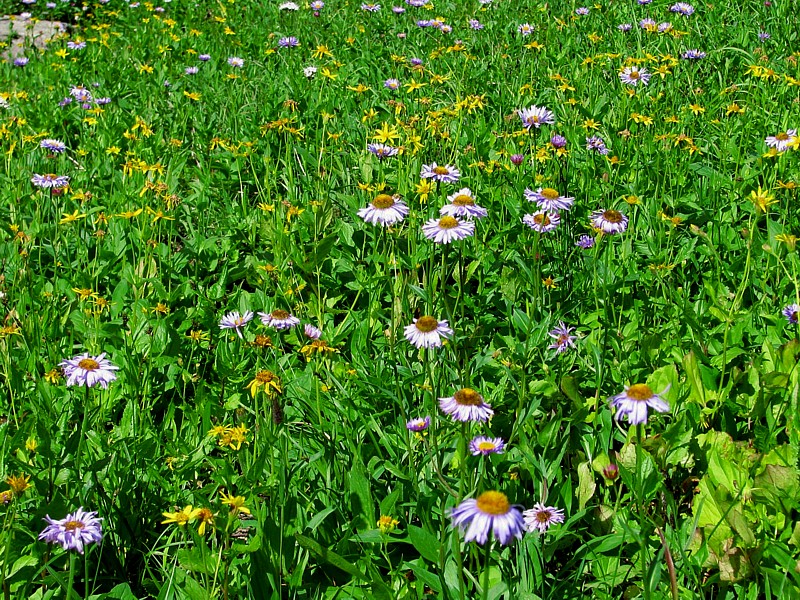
[0,0,799,597]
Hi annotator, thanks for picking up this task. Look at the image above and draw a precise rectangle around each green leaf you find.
[407,524,441,563]
[107,584,139,600]
[294,533,369,580]
[576,461,596,510]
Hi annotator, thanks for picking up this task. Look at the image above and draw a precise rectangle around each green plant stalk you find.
[481,539,492,600]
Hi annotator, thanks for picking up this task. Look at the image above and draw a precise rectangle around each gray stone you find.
[0,15,67,60]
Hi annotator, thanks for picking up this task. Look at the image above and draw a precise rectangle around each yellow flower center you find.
[438,216,459,229]
[64,520,85,532]
[629,70,640,79]
[415,316,439,332]
[433,166,449,175]
[372,194,395,209]
[452,194,474,206]
[535,509,552,523]
[454,388,482,406]
[475,491,510,515]
[255,370,276,383]
[477,441,496,451]
[602,210,623,223]
[78,358,100,371]
[540,188,559,200]
[271,309,289,320]
[777,132,789,141]
[626,383,654,401]
[534,213,551,226]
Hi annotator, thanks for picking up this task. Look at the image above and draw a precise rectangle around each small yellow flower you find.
[60,211,87,225]
[300,340,338,360]
[542,277,558,289]
[749,187,777,213]
[220,492,251,515]
[5,474,30,497]
[775,233,798,252]
[44,368,62,384]
[162,505,202,527]
[72,287,96,300]
[246,370,282,398]
[378,515,399,534]
[415,180,434,203]
[196,508,215,535]
[25,437,37,453]
[187,329,209,343]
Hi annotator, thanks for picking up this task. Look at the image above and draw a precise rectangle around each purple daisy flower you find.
[619,66,651,86]
[420,163,461,183]
[258,309,300,330]
[451,491,524,545]
[304,324,322,339]
[469,436,505,455]
[524,187,574,211]
[278,37,299,48]
[518,105,555,130]
[609,383,670,424]
[586,136,610,155]
[368,143,399,159]
[439,388,493,422]
[39,508,103,554]
[522,503,565,533]
[406,416,431,431]
[783,304,800,324]
[59,353,119,389]
[576,234,595,249]
[404,316,453,349]
[591,209,628,234]
[384,78,400,90]
[548,322,576,354]
[422,216,475,244]
[358,194,409,227]
[31,173,70,189]
[40,139,67,153]
[440,188,488,219]
[219,311,253,338]
[523,211,560,233]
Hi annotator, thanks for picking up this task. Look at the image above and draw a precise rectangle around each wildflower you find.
[304,324,322,339]
[681,49,706,60]
[278,36,299,48]
[378,515,399,534]
[300,339,337,359]
[259,309,300,330]
[523,211,560,233]
[185,66,199,75]
[420,163,461,183]
[31,173,70,189]
[392,6,405,13]
[469,436,505,455]
[199,54,211,61]
[404,316,453,349]
[441,188,488,219]
[246,370,282,397]
[40,139,67,153]
[548,322,576,354]
[618,23,633,31]
[219,311,253,338]
[361,2,381,10]
[279,1,300,8]
[59,353,118,388]
[469,19,484,30]
[510,153,524,165]
[406,416,431,431]
[14,57,29,67]
[765,130,797,152]
[603,464,620,480]
[6,474,31,496]
[550,134,567,149]
[758,31,770,41]
[749,187,777,213]
[525,187,574,211]
[619,66,651,86]
[586,136,609,155]
[39,508,103,554]
[384,78,400,90]
[422,216,475,244]
[227,57,244,68]
[451,491,524,545]
[517,23,534,36]
[367,143,399,159]
[783,304,800,324]
[576,7,589,15]
[358,194,409,227]
[60,211,87,225]
[303,66,317,78]
[220,492,251,515]
[609,383,670,424]
[591,209,628,234]
[162,505,202,527]
[196,508,215,535]
[439,388,493,422]
[522,504,565,533]
[518,105,555,130]
[0,491,12,505]
[670,2,694,15]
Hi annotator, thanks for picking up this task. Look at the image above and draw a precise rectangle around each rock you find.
[0,14,67,60]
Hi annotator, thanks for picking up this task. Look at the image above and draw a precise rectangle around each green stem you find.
[481,539,492,600]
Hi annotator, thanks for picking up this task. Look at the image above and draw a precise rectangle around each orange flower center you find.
[454,388,482,406]
[271,309,289,320]
[626,383,654,401]
[433,166,449,175]
[629,70,640,79]
[535,509,552,523]
[533,213,551,225]
[78,358,100,371]
[475,491,510,515]
[64,520,85,532]
[602,210,623,223]
[372,194,395,209]
[540,187,559,200]
[452,194,474,206]
[477,441,496,451]
[777,132,789,141]
[255,370,276,383]
[438,216,459,229]
[415,316,439,332]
